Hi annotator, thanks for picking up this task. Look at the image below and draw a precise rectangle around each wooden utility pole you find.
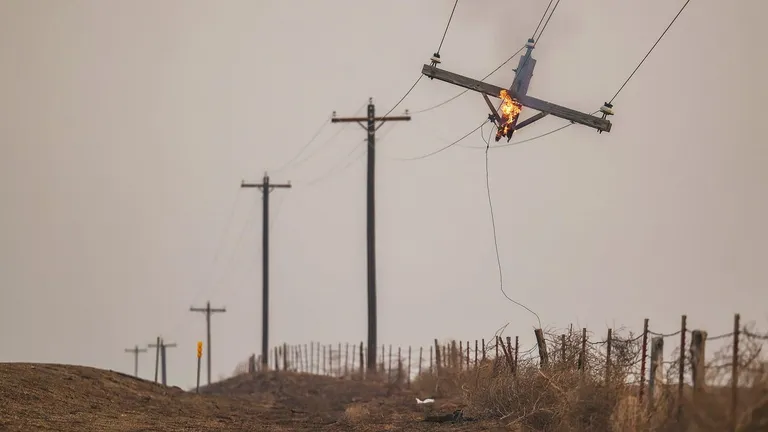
[421,38,612,138]
[330,98,411,373]
[149,338,177,385]
[241,172,291,370]
[190,301,226,385]
[124,345,147,377]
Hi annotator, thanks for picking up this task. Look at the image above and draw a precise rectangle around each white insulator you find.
[430,56,441,64]
[600,105,614,115]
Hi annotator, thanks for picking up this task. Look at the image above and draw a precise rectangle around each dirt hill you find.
[0,363,490,431]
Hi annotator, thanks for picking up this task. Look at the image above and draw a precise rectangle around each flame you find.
[496,89,522,141]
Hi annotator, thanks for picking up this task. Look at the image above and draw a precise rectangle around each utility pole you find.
[124,345,147,378]
[149,338,176,385]
[240,172,291,371]
[190,301,226,385]
[150,336,161,383]
[330,98,411,373]
[421,38,612,138]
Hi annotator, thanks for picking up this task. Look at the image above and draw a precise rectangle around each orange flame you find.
[496,89,522,141]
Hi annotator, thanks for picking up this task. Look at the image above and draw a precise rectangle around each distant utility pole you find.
[149,338,177,385]
[190,301,226,385]
[124,345,148,377]
[240,172,291,371]
[330,98,411,373]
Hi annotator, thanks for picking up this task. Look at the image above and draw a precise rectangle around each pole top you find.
[369,97,373,104]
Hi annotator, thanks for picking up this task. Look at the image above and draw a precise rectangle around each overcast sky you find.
[1,0,766,388]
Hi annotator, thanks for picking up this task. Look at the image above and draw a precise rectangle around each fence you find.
[232,313,768,428]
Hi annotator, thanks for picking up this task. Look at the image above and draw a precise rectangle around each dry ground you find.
[0,363,502,431]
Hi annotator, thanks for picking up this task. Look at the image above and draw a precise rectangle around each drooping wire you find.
[436,0,460,56]
[271,114,332,174]
[608,0,692,104]
[395,119,487,161]
[376,75,422,124]
[483,122,542,328]
[280,101,366,171]
[299,139,367,188]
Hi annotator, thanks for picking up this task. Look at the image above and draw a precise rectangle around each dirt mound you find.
[0,363,491,431]
[201,371,394,412]
[0,363,272,431]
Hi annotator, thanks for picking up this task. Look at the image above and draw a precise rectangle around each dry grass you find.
[410,330,768,432]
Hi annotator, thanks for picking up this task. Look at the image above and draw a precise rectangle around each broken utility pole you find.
[149,338,177,385]
[422,38,612,140]
[124,345,148,378]
[330,98,411,374]
[240,173,291,371]
[190,301,226,385]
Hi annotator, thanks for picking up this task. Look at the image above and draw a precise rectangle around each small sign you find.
[197,341,203,358]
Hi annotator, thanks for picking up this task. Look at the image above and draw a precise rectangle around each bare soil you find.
[0,363,502,431]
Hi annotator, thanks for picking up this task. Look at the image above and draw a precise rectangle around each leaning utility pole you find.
[149,338,176,385]
[421,38,612,138]
[240,173,291,370]
[124,345,147,377]
[330,98,411,373]
[190,301,226,385]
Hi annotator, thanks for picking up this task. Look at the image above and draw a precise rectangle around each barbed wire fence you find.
[231,313,767,429]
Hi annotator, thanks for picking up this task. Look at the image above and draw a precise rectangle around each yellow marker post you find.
[196,341,203,393]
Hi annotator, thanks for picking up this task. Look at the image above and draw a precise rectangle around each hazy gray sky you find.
[1,0,766,388]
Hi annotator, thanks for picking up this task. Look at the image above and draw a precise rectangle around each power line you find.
[395,119,487,161]
[301,140,367,188]
[609,0,692,104]
[271,114,332,174]
[279,101,367,172]
[435,0,460,56]
[413,0,558,116]
[531,0,554,39]
[411,45,525,115]
[533,0,561,47]
[482,123,542,328]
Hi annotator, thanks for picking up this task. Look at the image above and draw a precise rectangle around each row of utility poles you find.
[124,300,225,386]
[124,40,611,385]
[239,97,410,375]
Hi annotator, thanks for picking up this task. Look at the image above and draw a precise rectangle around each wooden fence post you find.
[639,318,649,405]
[474,340,478,367]
[534,329,549,367]
[514,336,519,376]
[481,339,486,362]
[407,346,411,388]
[690,330,707,403]
[459,341,463,371]
[579,328,587,372]
[731,313,740,432]
[434,339,441,376]
[274,346,279,372]
[283,343,288,371]
[606,328,613,381]
[466,341,470,370]
[561,334,567,367]
[388,345,393,381]
[418,347,423,378]
[649,337,664,404]
[678,315,687,421]
[359,342,365,380]
[429,345,433,374]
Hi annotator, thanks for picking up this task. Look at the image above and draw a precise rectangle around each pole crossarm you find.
[421,64,611,133]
